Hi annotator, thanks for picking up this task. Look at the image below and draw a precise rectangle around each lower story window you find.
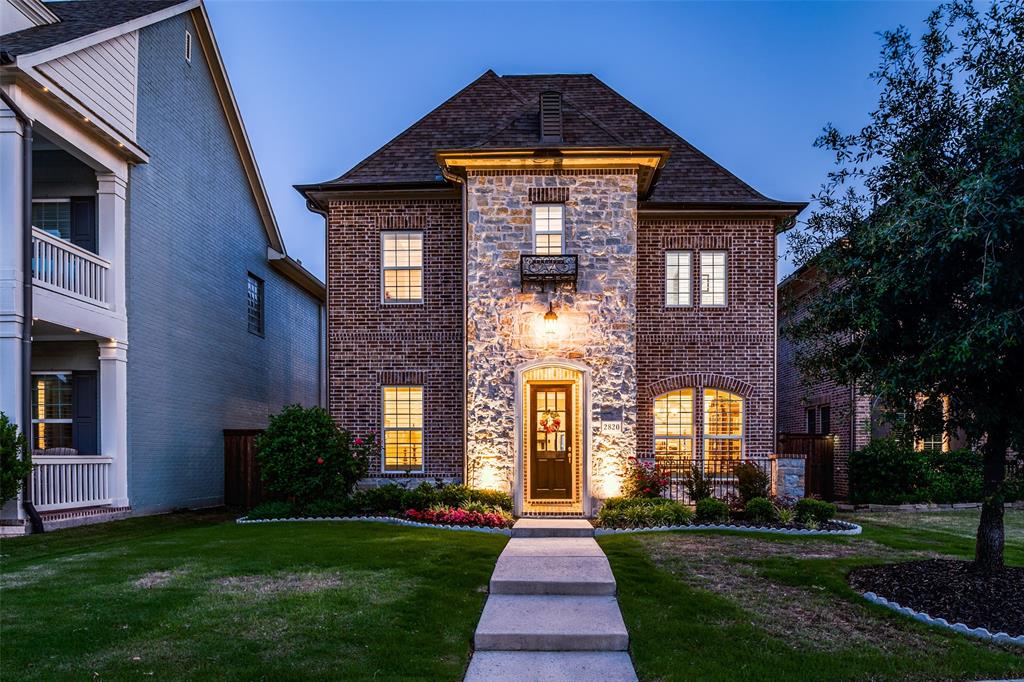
[654,388,694,458]
[31,372,73,450]
[383,386,423,472]
[703,388,743,459]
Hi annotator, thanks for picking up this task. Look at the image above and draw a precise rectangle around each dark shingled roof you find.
[0,1,187,58]
[310,70,801,208]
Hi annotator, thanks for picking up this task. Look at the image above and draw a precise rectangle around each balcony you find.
[28,454,113,511]
[31,227,110,308]
[520,254,578,292]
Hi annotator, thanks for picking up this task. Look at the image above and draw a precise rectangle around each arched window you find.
[703,389,743,459]
[654,389,694,461]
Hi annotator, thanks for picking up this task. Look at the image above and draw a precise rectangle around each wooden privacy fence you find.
[777,433,836,501]
[224,429,265,509]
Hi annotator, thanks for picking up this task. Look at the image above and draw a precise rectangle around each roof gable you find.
[302,70,803,209]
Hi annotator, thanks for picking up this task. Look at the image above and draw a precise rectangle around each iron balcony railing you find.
[520,254,578,291]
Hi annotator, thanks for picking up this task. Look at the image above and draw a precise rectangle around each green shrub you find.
[402,482,442,511]
[247,500,298,519]
[302,498,351,518]
[849,438,928,504]
[0,412,32,505]
[621,458,670,499]
[256,405,372,503]
[695,498,730,524]
[683,462,714,502]
[436,484,472,508]
[924,449,982,503]
[467,488,514,512]
[1005,462,1024,502]
[744,497,777,524]
[735,462,771,504]
[595,496,692,529]
[795,498,837,524]
[349,483,407,515]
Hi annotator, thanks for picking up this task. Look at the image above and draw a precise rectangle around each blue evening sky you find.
[205,1,933,282]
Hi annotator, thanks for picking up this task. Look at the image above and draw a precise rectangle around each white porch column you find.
[99,339,129,507]
[96,172,127,317]
[0,102,27,521]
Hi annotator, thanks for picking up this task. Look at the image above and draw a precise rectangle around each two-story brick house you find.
[299,71,805,516]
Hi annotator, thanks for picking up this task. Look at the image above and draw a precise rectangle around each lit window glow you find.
[382,232,423,302]
[703,389,743,459]
[654,389,694,460]
[383,386,423,471]
[533,205,564,255]
[31,373,73,451]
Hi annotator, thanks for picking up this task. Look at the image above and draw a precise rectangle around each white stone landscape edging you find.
[861,591,1024,647]
[593,520,862,536]
[235,514,513,536]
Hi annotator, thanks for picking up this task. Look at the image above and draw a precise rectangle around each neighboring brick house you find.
[1,0,325,531]
[778,262,965,499]
[299,71,805,516]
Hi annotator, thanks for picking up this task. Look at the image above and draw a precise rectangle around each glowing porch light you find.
[543,301,558,337]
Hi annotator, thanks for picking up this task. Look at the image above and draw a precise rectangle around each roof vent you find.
[539,91,563,143]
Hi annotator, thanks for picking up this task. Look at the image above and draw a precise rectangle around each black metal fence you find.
[645,455,774,504]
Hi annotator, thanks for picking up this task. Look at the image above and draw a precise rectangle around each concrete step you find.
[475,595,628,651]
[500,538,605,558]
[465,651,638,681]
[490,556,616,595]
[512,518,595,538]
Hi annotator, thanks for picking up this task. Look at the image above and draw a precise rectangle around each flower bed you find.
[405,506,513,528]
[594,519,862,536]
[236,514,512,535]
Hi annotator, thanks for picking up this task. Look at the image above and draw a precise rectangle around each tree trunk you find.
[974,427,1007,573]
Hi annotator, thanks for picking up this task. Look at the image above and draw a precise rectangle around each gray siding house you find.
[1,0,324,529]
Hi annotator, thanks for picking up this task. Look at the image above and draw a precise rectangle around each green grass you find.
[0,511,506,681]
[600,509,1024,682]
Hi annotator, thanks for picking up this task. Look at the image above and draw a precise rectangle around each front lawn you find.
[1,511,506,681]
[601,509,1024,682]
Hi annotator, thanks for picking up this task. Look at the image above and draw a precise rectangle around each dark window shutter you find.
[72,371,98,455]
[70,197,97,253]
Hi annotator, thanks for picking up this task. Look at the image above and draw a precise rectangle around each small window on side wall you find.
[382,232,423,303]
[383,386,424,472]
[665,251,692,307]
[819,406,831,435]
[700,251,727,307]
[185,30,192,63]
[806,408,816,434]
[247,273,264,336]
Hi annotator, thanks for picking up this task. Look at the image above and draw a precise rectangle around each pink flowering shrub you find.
[621,457,671,499]
[405,505,514,528]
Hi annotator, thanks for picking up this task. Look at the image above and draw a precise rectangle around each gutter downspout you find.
[0,88,43,534]
[306,199,329,409]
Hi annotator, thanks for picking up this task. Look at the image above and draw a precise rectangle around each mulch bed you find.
[849,559,1024,636]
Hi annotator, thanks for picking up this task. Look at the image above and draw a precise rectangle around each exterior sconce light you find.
[543,301,558,337]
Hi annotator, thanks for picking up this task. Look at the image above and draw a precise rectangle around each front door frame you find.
[513,358,592,517]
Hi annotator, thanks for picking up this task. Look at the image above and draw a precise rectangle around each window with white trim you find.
[654,388,694,459]
[185,30,192,63]
[533,204,564,255]
[700,251,727,307]
[703,388,743,459]
[665,251,692,306]
[383,386,423,472]
[382,232,423,303]
[32,199,71,241]
[31,372,73,450]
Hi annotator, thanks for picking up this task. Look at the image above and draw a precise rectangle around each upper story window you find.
[700,251,728,307]
[32,199,71,241]
[381,232,423,303]
[533,204,564,255]
[703,388,743,459]
[654,388,694,458]
[247,273,264,336]
[383,386,424,472]
[819,406,831,435]
[665,251,692,307]
[806,407,816,434]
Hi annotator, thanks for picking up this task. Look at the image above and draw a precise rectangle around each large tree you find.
[787,0,1024,571]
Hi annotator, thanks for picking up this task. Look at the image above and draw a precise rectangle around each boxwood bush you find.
[849,438,929,504]
[744,497,777,524]
[596,497,693,529]
[795,498,837,524]
[694,497,730,524]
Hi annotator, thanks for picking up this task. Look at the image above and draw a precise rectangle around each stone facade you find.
[464,170,639,512]
[772,455,806,499]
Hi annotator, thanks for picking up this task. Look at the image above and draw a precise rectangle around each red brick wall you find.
[326,198,464,479]
[777,274,872,498]
[636,218,777,459]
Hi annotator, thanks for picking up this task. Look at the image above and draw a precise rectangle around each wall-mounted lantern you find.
[543,301,558,337]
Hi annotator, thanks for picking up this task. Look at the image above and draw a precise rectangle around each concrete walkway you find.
[465,519,637,681]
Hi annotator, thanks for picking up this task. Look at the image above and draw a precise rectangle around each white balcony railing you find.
[28,455,113,511]
[31,227,110,306]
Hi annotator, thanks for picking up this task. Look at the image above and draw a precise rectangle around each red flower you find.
[316,457,324,465]
[354,437,364,445]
